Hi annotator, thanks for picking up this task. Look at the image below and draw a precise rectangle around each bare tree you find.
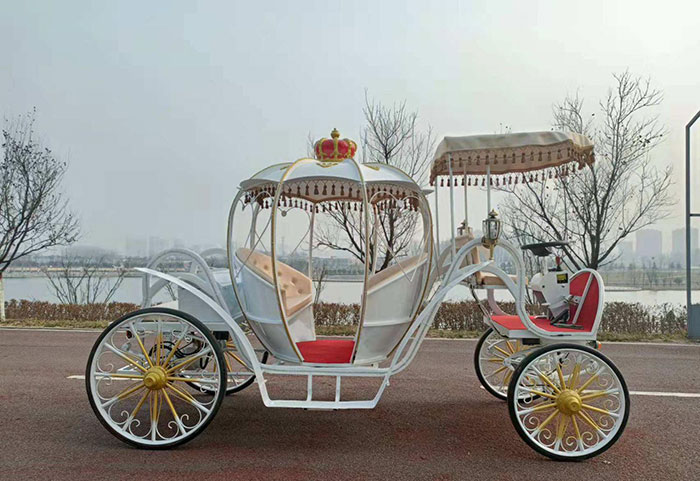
[315,93,434,271]
[43,255,126,305]
[0,111,80,320]
[313,263,328,305]
[501,71,673,269]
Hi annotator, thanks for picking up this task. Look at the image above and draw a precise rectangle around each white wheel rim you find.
[88,313,223,446]
[512,348,627,458]
[223,342,255,388]
[194,341,261,392]
[478,331,533,397]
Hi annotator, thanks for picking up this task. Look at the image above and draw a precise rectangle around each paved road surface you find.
[1,329,699,480]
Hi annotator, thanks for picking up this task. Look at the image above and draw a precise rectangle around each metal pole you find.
[308,209,315,279]
[463,172,468,229]
[486,164,492,213]
[434,184,440,259]
[686,110,700,339]
[448,154,456,260]
[249,204,260,249]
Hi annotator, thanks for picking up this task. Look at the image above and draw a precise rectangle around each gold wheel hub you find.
[556,389,582,415]
[143,366,168,390]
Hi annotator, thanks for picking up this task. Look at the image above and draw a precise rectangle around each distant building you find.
[636,229,662,260]
[125,237,148,257]
[671,227,698,263]
[617,241,634,264]
[148,236,170,257]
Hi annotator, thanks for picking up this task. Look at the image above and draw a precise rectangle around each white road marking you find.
[67,375,85,379]
[477,384,700,398]
[629,391,700,398]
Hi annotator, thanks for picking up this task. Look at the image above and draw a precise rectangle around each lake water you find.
[3,276,691,307]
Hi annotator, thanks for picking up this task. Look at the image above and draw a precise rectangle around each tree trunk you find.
[0,272,5,322]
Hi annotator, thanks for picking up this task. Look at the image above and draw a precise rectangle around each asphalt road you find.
[1,329,699,481]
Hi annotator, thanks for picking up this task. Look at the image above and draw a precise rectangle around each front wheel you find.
[507,343,630,461]
[222,342,268,394]
[189,340,268,395]
[86,308,227,449]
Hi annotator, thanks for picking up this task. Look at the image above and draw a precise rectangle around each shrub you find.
[2,299,688,338]
[4,299,138,322]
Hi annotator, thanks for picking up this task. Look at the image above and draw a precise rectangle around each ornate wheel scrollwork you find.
[507,344,630,460]
[85,308,227,449]
[474,328,535,400]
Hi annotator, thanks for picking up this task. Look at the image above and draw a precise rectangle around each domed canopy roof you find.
[239,130,423,203]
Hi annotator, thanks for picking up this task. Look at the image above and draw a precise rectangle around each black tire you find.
[85,307,227,449]
[474,328,508,400]
[507,343,630,461]
[193,347,268,395]
[225,350,268,394]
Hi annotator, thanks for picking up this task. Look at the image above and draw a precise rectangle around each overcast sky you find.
[2,1,699,252]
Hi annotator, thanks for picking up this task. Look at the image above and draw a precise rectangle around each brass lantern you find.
[482,209,501,259]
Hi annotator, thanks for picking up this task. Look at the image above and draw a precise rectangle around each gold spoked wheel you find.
[86,308,227,449]
[222,342,268,394]
[507,344,630,461]
[191,340,268,395]
[474,328,534,400]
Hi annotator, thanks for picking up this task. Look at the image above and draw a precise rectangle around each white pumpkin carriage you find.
[85,129,628,460]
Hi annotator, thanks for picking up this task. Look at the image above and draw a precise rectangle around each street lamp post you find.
[685,110,700,339]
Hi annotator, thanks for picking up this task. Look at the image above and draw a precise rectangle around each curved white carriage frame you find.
[90,129,628,459]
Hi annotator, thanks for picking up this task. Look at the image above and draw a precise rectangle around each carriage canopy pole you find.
[434,186,440,259]
[448,154,456,260]
[463,172,468,230]
[308,209,315,280]
[249,204,260,250]
[486,164,492,213]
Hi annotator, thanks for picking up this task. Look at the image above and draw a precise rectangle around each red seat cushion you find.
[491,315,593,333]
[297,339,355,364]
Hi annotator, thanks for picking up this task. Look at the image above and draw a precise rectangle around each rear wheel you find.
[86,308,227,449]
[507,343,630,461]
[474,328,533,400]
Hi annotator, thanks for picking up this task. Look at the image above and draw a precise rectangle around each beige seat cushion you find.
[236,248,312,316]
[475,271,522,286]
[440,229,526,286]
[367,254,428,291]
